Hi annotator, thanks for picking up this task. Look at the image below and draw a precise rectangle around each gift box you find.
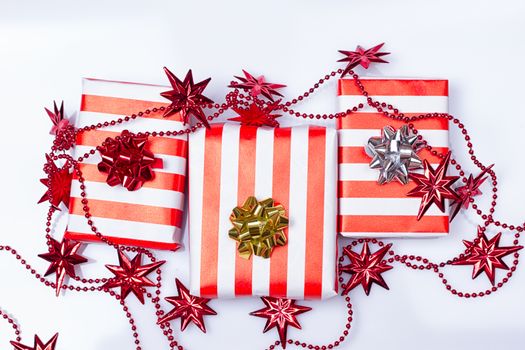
[337,78,449,237]
[65,78,187,250]
[188,123,338,299]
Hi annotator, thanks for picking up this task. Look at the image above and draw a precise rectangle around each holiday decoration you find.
[10,333,58,350]
[103,251,165,304]
[38,154,72,209]
[188,124,338,299]
[38,238,87,296]
[64,78,187,251]
[449,165,493,221]
[229,196,288,259]
[157,279,217,333]
[161,67,213,127]
[338,43,390,77]
[250,297,311,349]
[45,101,69,135]
[229,70,286,101]
[407,152,460,220]
[228,102,282,127]
[452,227,523,285]
[337,78,450,237]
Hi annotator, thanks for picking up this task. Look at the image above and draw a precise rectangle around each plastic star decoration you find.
[452,227,523,285]
[250,297,311,348]
[103,251,165,304]
[157,278,217,333]
[38,238,87,297]
[38,154,73,210]
[229,70,286,101]
[161,67,213,128]
[449,165,493,221]
[340,243,393,295]
[338,43,390,76]
[228,101,282,127]
[10,333,59,350]
[407,152,460,220]
[45,101,69,135]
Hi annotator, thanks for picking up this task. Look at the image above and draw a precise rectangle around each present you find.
[337,78,449,237]
[65,78,187,250]
[188,123,338,299]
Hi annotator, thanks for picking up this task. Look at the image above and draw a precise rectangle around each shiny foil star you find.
[452,227,523,285]
[38,238,87,296]
[407,152,460,220]
[229,70,286,101]
[161,67,213,128]
[250,297,311,348]
[228,102,282,127]
[157,278,217,333]
[45,101,69,135]
[365,125,424,185]
[338,43,390,76]
[11,333,58,350]
[38,154,73,210]
[449,165,493,221]
[103,251,165,304]
[341,243,393,295]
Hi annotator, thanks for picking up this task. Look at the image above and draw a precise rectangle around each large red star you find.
[45,101,70,135]
[38,154,72,210]
[11,333,58,350]
[38,238,87,296]
[338,43,390,76]
[229,70,286,101]
[103,251,165,304]
[341,243,393,295]
[449,165,493,221]
[160,67,213,128]
[250,297,311,348]
[228,102,282,127]
[407,152,460,220]
[452,227,522,285]
[157,278,216,333]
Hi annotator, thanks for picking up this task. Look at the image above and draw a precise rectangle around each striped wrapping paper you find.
[337,78,449,237]
[188,124,338,299]
[65,78,187,250]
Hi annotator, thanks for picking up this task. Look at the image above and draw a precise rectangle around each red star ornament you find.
[250,297,311,348]
[452,227,522,285]
[103,251,165,304]
[407,152,460,220]
[157,278,216,333]
[38,238,87,296]
[341,243,393,295]
[45,101,70,135]
[449,164,493,221]
[11,333,58,350]
[38,154,72,210]
[161,67,213,128]
[229,70,286,101]
[338,43,390,76]
[228,101,282,127]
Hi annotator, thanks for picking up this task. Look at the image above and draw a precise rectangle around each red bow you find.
[97,130,156,191]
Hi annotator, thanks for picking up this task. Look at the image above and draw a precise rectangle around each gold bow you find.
[229,196,288,259]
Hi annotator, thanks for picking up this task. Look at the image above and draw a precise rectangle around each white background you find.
[1,0,525,349]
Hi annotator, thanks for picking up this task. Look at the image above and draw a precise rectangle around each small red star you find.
[250,297,311,348]
[229,70,286,101]
[450,165,493,221]
[103,251,165,304]
[45,101,70,135]
[161,67,213,128]
[341,243,393,295]
[38,238,87,297]
[407,152,460,220]
[228,101,282,127]
[11,333,58,350]
[157,278,217,333]
[452,227,522,285]
[338,43,390,76]
[38,154,73,210]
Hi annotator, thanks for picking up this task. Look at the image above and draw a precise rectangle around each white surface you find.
[0,0,524,349]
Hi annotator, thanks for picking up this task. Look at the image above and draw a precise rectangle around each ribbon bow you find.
[97,130,156,191]
[229,196,288,259]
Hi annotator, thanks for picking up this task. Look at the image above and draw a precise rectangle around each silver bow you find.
[365,125,424,185]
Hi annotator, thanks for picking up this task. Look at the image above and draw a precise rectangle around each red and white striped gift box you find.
[188,123,338,299]
[337,78,449,237]
[65,78,187,250]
